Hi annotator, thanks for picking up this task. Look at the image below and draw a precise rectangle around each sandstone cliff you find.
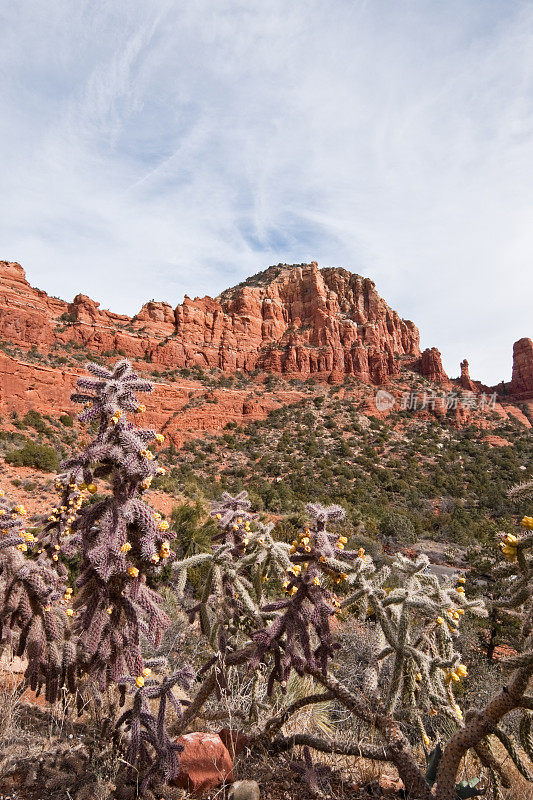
[0,260,529,440]
[0,260,420,384]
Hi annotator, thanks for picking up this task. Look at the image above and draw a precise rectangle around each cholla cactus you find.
[175,493,533,800]
[251,503,356,692]
[117,660,194,790]
[341,550,478,745]
[32,361,194,786]
[173,492,290,651]
[0,493,72,701]
[42,360,172,689]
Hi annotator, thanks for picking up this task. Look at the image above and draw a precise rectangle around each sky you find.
[0,0,532,385]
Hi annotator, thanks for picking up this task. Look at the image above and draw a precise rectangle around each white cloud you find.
[0,0,531,383]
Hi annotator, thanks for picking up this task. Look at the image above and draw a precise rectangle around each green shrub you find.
[5,440,59,472]
[379,509,417,543]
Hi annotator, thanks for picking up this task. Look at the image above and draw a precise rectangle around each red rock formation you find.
[417,348,449,385]
[0,260,420,384]
[459,359,478,392]
[510,338,533,398]
[0,259,527,443]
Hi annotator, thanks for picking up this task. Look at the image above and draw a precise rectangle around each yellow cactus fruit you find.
[135,676,145,688]
[457,576,466,584]
[66,608,74,617]
[158,520,169,531]
[128,567,139,578]
[87,483,97,494]
[339,536,348,544]
[456,663,467,678]
[521,516,533,530]
[155,433,164,443]
[137,404,146,413]
[423,735,430,747]
[142,668,152,677]
[106,607,113,614]
[313,577,320,586]
[436,617,444,625]
[121,542,132,553]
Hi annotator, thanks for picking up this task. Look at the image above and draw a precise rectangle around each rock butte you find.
[0,260,530,443]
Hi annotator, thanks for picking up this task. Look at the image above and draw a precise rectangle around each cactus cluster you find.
[174,490,533,800]
[1,359,532,800]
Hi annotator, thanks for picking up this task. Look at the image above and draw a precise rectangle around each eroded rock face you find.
[510,338,533,397]
[0,260,527,441]
[417,347,449,385]
[0,260,420,384]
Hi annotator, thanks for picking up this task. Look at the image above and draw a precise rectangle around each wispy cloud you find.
[0,0,531,383]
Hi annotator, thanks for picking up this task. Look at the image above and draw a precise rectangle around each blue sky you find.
[1,0,531,384]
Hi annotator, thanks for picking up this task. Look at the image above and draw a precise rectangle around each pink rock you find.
[171,732,233,794]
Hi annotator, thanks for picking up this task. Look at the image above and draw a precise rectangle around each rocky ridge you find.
[0,260,530,444]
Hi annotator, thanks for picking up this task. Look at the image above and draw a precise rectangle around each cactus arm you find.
[433,661,533,800]
[269,732,394,761]
[305,663,431,800]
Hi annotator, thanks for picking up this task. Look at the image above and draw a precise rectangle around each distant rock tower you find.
[459,359,477,392]
[510,338,533,397]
